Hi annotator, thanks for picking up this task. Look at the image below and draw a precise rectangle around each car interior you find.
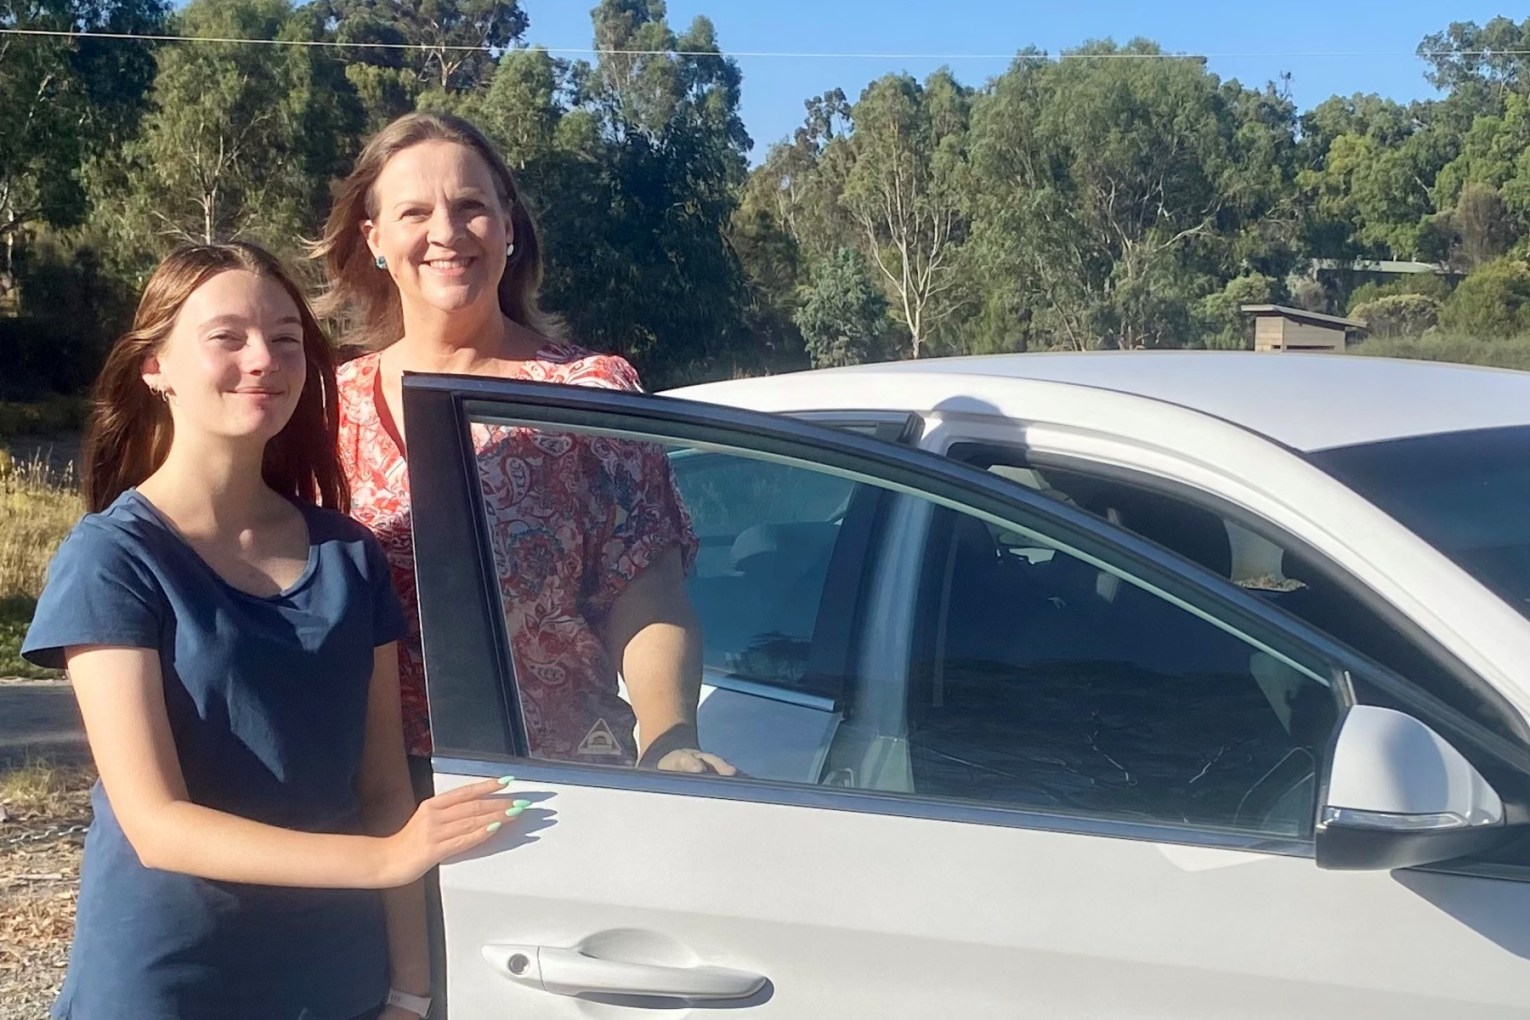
[674,452,859,696]
[671,445,1334,835]
[899,462,1336,837]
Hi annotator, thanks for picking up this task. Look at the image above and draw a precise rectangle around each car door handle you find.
[483,943,767,1000]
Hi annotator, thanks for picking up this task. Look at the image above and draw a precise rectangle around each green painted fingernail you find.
[497,776,515,786]
[486,821,503,833]
[504,805,525,818]
[511,799,531,809]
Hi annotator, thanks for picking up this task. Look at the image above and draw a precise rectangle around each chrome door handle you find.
[484,943,766,1000]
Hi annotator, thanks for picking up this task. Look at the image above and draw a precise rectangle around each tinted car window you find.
[957,446,1525,746]
[1311,426,1530,620]
[900,506,1337,837]
[671,450,860,695]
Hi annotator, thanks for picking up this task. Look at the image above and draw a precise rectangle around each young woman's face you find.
[363,139,513,322]
[142,269,307,444]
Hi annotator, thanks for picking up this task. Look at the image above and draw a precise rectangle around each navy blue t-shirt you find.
[23,489,408,1020]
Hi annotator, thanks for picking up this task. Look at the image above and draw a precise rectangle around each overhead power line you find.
[0,26,1525,62]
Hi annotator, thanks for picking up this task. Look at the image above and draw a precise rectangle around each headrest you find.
[1102,488,1233,578]
[730,522,839,572]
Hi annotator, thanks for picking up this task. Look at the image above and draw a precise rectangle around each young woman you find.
[23,242,521,1020]
[314,112,735,780]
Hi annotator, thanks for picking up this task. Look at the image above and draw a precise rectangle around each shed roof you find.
[1240,304,1367,330]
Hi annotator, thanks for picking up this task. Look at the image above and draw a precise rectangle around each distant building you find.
[1240,304,1366,352]
[1308,258,1457,277]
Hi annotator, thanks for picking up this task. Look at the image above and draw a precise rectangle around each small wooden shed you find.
[1240,304,1365,352]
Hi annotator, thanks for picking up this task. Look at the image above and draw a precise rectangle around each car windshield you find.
[1311,426,1530,618]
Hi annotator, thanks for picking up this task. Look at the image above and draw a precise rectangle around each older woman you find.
[314,111,733,784]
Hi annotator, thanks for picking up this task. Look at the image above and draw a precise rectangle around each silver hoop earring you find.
[506,242,515,258]
[374,254,387,269]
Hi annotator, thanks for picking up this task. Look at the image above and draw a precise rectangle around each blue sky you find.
[521,0,1512,160]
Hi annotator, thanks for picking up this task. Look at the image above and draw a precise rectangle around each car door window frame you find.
[404,374,1409,855]
[788,409,925,445]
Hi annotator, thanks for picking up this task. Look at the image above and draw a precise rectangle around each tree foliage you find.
[840,71,970,358]
[1351,293,1443,339]
[964,42,1299,351]
[794,248,888,367]
[318,0,527,126]
[1439,259,1530,337]
[10,9,1530,399]
[0,0,165,292]
[88,0,362,277]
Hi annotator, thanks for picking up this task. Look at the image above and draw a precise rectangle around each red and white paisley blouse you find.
[336,344,697,762]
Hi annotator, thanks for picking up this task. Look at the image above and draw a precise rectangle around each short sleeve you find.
[22,520,165,670]
[561,352,645,393]
[363,530,408,647]
[581,433,699,615]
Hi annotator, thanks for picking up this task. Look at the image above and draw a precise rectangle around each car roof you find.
[667,351,1530,452]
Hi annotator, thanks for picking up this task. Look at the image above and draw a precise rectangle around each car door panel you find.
[434,768,1530,1018]
[403,375,1530,1018]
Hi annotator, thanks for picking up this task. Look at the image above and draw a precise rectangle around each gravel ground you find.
[0,764,90,1020]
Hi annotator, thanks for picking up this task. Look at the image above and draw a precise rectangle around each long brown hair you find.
[312,110,563,350]
[82,242,348,514]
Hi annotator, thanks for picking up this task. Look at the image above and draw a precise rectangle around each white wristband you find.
[386,988,432,1018]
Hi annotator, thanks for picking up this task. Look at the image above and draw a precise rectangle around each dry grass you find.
[0,763,88,817]
[0,759,93,1020]
[0,456,80,680]
[0,455,80,600]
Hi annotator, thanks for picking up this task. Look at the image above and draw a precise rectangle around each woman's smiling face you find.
[363,139,514,322]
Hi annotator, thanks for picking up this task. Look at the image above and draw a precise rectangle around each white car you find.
[404,351,1530,1018]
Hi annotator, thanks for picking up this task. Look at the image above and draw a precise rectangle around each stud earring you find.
[506,242,515,258]
[374,254,387,269]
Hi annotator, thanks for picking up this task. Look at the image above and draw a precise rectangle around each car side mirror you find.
[1317,705,1508,871]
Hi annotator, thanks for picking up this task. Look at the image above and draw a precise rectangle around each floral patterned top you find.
[336,344,697,762]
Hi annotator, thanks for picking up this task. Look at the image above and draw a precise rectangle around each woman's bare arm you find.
[602,547,736,774]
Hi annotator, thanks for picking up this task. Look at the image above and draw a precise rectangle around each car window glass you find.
[972,453,1515,744]
[468,421,874,777]
[670,450,859,697]
[890,505,1337,838]
[466,415,1339,841]
[1311,426,1530,620]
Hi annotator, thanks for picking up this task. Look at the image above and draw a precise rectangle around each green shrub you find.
[1193,273,1277,350]
[0,317,107,400]
[1350,293,1442,339]
[1346,273,1452,314]
[1438,259,1530,338]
